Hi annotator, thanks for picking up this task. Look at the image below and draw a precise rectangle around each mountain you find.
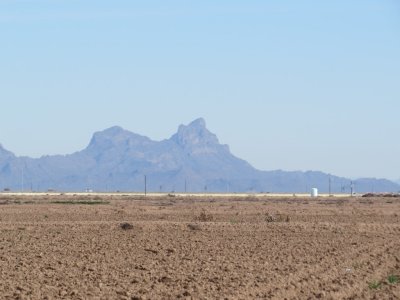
[0,118,399,193]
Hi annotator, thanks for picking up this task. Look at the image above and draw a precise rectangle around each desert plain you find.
[0,194,399,300]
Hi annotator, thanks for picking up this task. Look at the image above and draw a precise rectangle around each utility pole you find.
[184,179,187,193]
[21,165,24,192]
[329,176,332,196]
[145,175,147,196]
[350,181,354,196]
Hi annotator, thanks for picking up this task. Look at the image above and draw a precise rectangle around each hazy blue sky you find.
[1,0,399,180]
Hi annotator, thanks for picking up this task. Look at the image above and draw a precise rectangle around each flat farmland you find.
[0,194,399,299]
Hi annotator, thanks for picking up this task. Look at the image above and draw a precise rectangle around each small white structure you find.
[311,188,318,197]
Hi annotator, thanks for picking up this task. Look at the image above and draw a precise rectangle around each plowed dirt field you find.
[0,194,399,299]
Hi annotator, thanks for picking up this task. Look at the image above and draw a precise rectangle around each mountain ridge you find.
[0,119,399,193]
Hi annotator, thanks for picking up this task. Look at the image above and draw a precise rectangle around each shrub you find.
[388,275,399,284]
[265,212,290,223]
[368,281,381,290]
[197,209,214,222]
[120,223,134,230]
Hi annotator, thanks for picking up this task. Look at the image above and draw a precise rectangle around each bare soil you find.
[0,194,399,299]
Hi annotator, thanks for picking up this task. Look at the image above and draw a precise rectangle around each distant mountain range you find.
[0,118,399,193]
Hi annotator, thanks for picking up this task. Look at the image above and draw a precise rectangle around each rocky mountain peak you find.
[86,126,152,152]
[0,144,15,158]
[0,120,399,193]
[188,118,206,129]
[171,118,220,148]
[101,126,125,136]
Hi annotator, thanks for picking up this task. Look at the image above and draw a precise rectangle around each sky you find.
[0,0,399,181]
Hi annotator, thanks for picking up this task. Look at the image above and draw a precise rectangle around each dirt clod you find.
[120,222,134,230]
[187,223,201,231]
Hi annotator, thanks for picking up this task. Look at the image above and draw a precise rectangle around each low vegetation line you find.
[50,200,109,205]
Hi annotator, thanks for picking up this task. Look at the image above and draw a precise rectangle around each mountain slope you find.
[0,119,399,193]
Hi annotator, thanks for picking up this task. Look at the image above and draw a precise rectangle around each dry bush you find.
[362,193,375,198]
[196,209,214,222]
[362,193,400,198]
[265,212,290,223]
[246,196,258,202]
[120,223,134,230]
